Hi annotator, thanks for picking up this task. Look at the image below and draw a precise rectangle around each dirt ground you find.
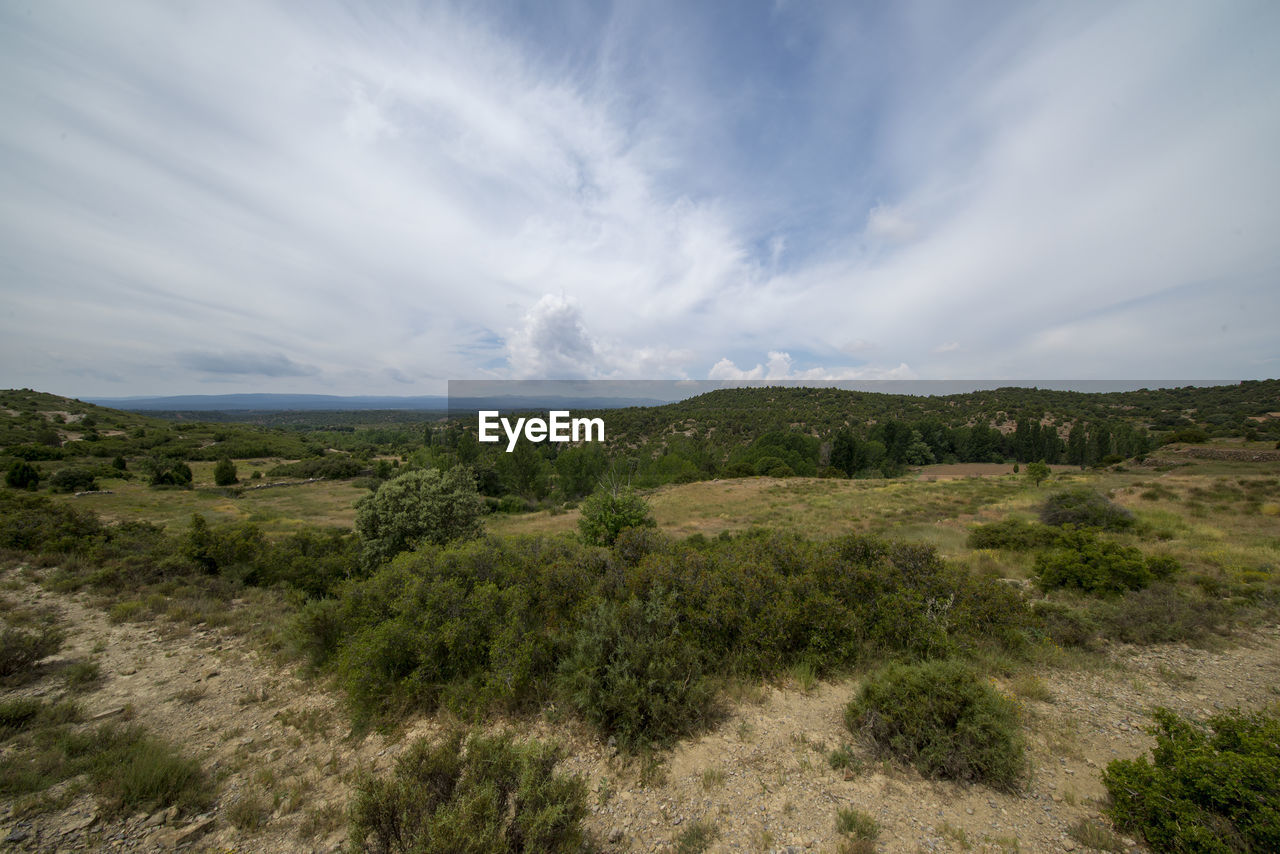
[4,566,1278,853]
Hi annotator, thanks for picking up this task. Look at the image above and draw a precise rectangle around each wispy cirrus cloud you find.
[0,0,1275,395]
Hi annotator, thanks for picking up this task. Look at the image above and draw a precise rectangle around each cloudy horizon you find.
[2,0,1277,397]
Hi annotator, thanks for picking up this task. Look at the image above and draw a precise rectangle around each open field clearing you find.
[48,470,365,536]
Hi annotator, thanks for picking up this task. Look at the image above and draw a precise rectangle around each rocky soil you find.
[3,567,1278,853]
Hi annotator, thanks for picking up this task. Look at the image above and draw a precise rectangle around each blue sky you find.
[2,0,1277,396]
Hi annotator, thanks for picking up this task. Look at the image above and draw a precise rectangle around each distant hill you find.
[84,393,450,411]
[84,393,669,413]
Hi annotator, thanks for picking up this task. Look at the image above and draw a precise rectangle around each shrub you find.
[1029,600,1099,649]
[48,468,99,493]
[1104,707,1280,852]
[213,457,238,486]
[0,491,104,553]
[0,624,65,680]
[1162,428,1210,445]
[5,460,39,490]
[1039,488,1134,531]
[1034,529,1178,595]
[147,459,192,488]
[1096,584,1224,645]
[1024,461,1051,486]
[92,729,210,815]
[266,456,363,480]
[577,486,656,546]
[355,466,485,567]
[559,589,716,751]
[967,519,1061,551]
[844,659,1025,791]
[347,729,587,854]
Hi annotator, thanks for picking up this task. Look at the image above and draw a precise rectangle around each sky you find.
[1,0,1277,397]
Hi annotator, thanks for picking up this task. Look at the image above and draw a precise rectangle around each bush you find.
[0,491,104,553]
[347,729,587,854]
[1034,529,1179,595]
[559,589,717,751]
[6,461,39,490]
[967,519,1061,551]
[577,486,656,546]
[1024,461,1051,486]
[92,728,210,816]
[1096,584,1224,645]
[1029,600,1099,649]
[1162,428,1210,445]
[48,468,99,493]
[1040,488,1134,531]
[213,457,238,486]
[844,659,1025,791]
[355,466,485,567]
[147,459,192,488]
[266,456,363,480]
[0,624,65,680]
[1104,707,1280,852]
[314,531,1031,746]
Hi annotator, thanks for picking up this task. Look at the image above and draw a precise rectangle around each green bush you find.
[48,468,99,493]
[0,491,104,553]
[347,729,587,854]
[1034,529,1178,595]
[1029,600,1099,649]
[91,728,210,815]
[844,659,1025,791]
[1104,707,1280,852]
[0,624,65,680]
[559,589,717,751]
[266,456,363,480]
[147,458,193,488]
[355,466,485,567]
[1096,584,1224,645]
[315,530,1031,740]
[6,460,39,490]
[1039,488,1134,531]
[577,486,656,546]
[213,456,238,486]
[967,519,1061,551]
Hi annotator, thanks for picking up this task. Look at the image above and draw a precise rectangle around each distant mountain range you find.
[83,393,669,412]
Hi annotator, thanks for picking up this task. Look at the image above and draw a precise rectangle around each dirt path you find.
[3,569,1279,853]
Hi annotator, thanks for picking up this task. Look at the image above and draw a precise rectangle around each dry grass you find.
[48,467,367,535]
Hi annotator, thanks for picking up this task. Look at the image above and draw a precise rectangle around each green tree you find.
[6,461,40,490]
[213,457,238,486]
[355,466,484,567]
[1025,460,1051,487]
[578,484,656,546]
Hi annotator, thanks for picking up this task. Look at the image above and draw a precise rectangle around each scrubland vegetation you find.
[2,385,1279,851]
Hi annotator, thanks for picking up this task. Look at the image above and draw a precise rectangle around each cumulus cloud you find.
[505,294,599,379]
[709,352,915,381]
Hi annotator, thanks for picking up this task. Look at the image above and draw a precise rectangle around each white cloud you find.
[506,294,598,379]
[709,352,915,381]
[865,205,917,242]
[0,1,1275,394]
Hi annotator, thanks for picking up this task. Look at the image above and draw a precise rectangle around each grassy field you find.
[51,459,366,535]
[487,467,1103,553]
